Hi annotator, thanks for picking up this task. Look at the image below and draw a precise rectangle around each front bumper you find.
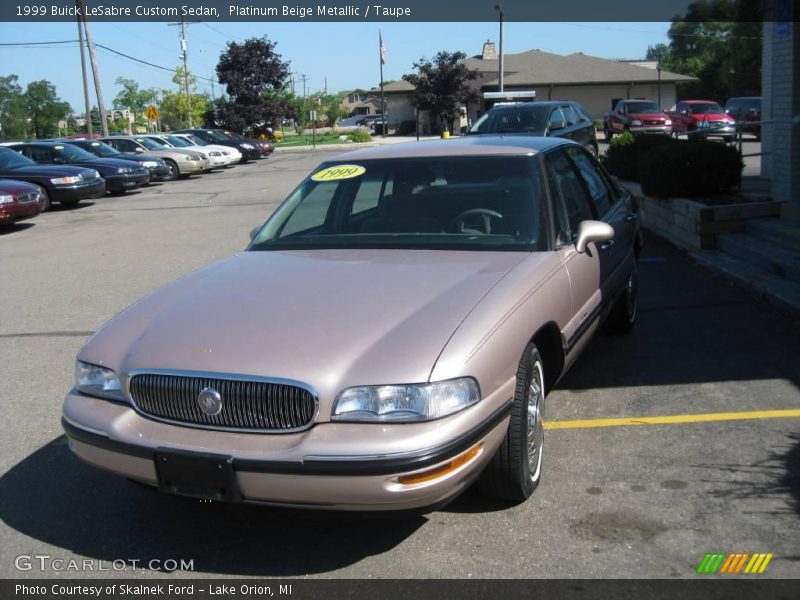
[690,124,736,138]
[61,386,513,511]
[176,160,206,175]
[630,125,671,135]
[51,179,107,202]
[146,165,172,181]
[105,172,150,192]
[0,201,42,224]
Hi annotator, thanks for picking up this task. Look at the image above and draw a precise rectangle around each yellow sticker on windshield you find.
[311,165,366,182]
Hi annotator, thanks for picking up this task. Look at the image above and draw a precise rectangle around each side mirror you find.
[575,220,614,254]
[249,226,261,241]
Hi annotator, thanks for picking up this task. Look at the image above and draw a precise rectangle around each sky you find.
[0,21,671,111]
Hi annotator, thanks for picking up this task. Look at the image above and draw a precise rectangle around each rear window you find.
[250,156,548,252]
[469,105,549,134]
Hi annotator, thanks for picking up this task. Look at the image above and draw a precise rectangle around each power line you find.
[0,39,78,46]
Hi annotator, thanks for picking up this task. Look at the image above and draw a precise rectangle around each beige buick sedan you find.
[62,136,642,511]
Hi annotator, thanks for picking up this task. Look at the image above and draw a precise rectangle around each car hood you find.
[0,164,94,178]
[81,249,529,410]
[628,112,667,120]
[0,178,40,194]
[68,158,144,171]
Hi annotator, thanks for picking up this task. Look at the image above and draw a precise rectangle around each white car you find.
[171,133,242,166]
[140,134,230,169]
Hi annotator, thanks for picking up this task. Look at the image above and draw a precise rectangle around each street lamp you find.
[495,4,504,93]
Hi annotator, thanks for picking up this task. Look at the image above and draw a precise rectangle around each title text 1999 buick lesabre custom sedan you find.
[62,136,642,511]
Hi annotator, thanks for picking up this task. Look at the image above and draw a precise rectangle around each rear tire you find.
[478,342,545,503]
[605,260,638,334]
[604,124,613,142]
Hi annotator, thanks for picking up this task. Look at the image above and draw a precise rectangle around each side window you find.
[574,104,592,123]
[548,108,565,130]
[279,183,338,237]
[545,150,594,245]
[567,147,613,217]
[561,105,578,126]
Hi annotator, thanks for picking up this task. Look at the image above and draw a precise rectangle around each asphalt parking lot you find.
[1,146,798,579]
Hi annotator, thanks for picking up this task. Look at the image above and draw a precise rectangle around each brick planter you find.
[616,180,784,251]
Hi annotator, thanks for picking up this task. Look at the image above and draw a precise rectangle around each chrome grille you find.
[129,373,317,432]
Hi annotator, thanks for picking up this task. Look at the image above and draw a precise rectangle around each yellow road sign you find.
[144,105,160,120]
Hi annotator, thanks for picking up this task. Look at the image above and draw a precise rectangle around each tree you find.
[113,77,157,121]
[653,0,762,101]
[158,67,209,130]
[403,51,479,133]
[0,75,28,140]
[214,37,292,134]
[23,80,70,139]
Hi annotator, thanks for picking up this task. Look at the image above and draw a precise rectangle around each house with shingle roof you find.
[380,42,695,134]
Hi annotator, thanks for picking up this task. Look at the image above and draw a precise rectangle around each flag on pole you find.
[379,30,386,65]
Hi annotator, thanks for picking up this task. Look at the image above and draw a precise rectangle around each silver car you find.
[101,136,208,179]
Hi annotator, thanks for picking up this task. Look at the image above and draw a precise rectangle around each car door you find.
[612,102,625,132]
[543,148,602,360]
[565,145,636,302]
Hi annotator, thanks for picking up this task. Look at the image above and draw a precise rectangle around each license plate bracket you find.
[154,448,241,503]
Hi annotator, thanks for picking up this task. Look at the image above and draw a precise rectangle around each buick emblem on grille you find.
[197,387,223,416]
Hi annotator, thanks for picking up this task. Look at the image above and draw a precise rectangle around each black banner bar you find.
[3,580,800,600]
[0,0,776,23]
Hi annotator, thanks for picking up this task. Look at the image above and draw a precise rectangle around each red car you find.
[603,99,672,140]
[0,179,46,225]
[666,100,737,142]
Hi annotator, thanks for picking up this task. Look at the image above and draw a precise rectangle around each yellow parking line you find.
[544,408,800,430]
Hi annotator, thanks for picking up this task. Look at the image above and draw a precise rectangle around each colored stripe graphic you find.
[697,552,773,575]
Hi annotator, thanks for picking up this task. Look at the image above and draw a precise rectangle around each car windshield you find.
[205,130,232,143]
[182,135,207,146]
[0,148,36,169]
[78,141,120,157]
[164,135,191,147]
[53,144,97,161]
[134,137,165,150]
[222,131,244,140]
[249,156,547,252]
[625,101,660,114]
[468,105,549,134]
[691,103,724,114]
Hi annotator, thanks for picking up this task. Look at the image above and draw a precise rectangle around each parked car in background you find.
[138,134,228,170]
[666,101,737,143]
[64,139,172,181]
[8,142,150,195]
[61,136,641,510]
[174,129,260,162]
[220,129,273,157]
[468,100,599,156]
[0,147,105,210]
[171,133,243,165]
[725,96,762,140]
[99,136,207,179]
[0,179,46,225]
[603,100,672,141]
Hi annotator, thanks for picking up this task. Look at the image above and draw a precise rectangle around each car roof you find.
[489,100,575,110]
[333,135,573,162]
[684,100,720,104]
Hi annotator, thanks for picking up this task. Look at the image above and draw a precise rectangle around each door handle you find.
[625,212,639,222]
[599,240,615,250]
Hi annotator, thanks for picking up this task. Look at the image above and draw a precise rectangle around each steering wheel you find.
[449,209,504,234]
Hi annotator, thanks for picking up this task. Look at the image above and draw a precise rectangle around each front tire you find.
[478,342,545,502]
[604,124,613,142]
[163,159,179,181]
[36,186,51,212]
[606,260,638,334]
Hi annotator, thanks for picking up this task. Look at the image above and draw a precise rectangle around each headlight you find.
[332,378,480,423]
[75,360,123,401]
[631,119,642,126]
[187,154,202,161]
[664,120,672,126]
[116,167,131,174]
[240,143,254,149]
[142,160,159,168]
[0,194,14,204]
[50,175,82,185]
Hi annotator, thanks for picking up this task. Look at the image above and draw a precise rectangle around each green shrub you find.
[348,131,371,143]
[601,132,675,181]
[639,141,743,198]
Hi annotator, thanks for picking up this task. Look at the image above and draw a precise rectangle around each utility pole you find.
[77,0,108,136]
[75,0,92,135]
[300,74,308,98]
[169,17,194,127]
[495,4,504,93]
